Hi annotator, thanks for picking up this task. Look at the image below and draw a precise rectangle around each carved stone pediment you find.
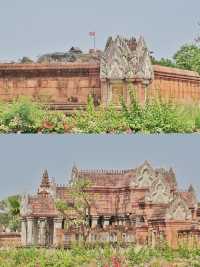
[135,36,154,81]
[131,161,155,188]
[100,36,153,81]
[166,194,192,221]
[146,174,172,204]
[20,195,32,217]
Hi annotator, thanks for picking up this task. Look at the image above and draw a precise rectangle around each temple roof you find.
[77,168,136,187]
[75,162,177,189]
[25,194,58,217]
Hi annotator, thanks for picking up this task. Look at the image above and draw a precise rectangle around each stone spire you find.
[168,167,177,185]
[188,184,195,193]
[70,163,79,183]
[40,169,50,188]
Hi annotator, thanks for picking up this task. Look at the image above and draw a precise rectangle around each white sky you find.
[0,0,199,61]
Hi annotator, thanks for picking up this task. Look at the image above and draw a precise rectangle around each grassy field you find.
[0,245,200,267]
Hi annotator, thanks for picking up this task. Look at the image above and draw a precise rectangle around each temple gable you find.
[166,194,192,221]
[100,35,154,81]
[146,174,172,204]
[132,161,155,188]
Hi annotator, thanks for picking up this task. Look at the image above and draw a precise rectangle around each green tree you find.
[173,44,200,74]
[0,195,21,232]
[20,57,34,64]
[56,178,94,243]
[151,56,176,68]
[6,195,21,217]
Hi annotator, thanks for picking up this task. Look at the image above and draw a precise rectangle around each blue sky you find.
[0,135,200,200]
[0,0,200,61]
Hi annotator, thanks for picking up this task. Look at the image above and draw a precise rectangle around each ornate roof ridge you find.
[78,168,134,175]
[56,183,68,187]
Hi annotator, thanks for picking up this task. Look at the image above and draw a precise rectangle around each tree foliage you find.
[56,178,94,241]
[173,44,200,74]
[151,56,176,68]
[20,57,34,64]
[0,195,21,232]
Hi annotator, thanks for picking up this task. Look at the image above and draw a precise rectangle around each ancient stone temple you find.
[20,161,200,248]
[0,36,200,110]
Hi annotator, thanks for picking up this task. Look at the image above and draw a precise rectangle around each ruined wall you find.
[149,65,200,103]
[0,233,21,248]
[0,63,200,109]
[0,63,101,110]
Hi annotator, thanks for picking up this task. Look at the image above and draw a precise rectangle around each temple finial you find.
[40,169,50,188]
[169,167,177,183]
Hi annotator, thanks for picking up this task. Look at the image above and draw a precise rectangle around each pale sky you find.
[0,135,200,200]
[0,0,200,61]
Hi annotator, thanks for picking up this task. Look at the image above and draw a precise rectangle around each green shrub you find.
[1,245,200,267]
[143,99,193,133]
[72,96,127,133]
[0,97,44,133]
[0,94,198,133]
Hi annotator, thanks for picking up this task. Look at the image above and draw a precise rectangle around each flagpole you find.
[89,32,96,51]
[94,35,96,51]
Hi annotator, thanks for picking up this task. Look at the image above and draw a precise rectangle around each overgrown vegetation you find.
[56,178,93,242]
[1,244,200,267]
[152,43,200,75]
[0,95,200,133]
[0,195,21,232]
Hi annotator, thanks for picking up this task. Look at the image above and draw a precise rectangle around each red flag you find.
[89,32,96,37]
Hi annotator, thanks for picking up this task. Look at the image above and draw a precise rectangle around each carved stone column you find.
[38,218,46,246]
[107,82,112,105]
[53,218,63,247]
[21,218,27,246]
[27,217,34,246]
[101,80,111,107]
[91,216,98,228]
[103,216,110,228]
[33,218,39,245]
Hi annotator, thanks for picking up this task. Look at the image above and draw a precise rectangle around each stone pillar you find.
[38,218,46,246]
[151,231,156,248]
[21,218,27,246]
[53,218,63,247]
[103,217,110,228]
[91,217,98,228]
[27,217,34,246]
[101,80,112,106]
[33,219,39,245]
[118,219,123,226]
[108,82,112,105]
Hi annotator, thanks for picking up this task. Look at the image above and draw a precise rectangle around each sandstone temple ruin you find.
[20,161,200,248]
[0,36,200,110]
